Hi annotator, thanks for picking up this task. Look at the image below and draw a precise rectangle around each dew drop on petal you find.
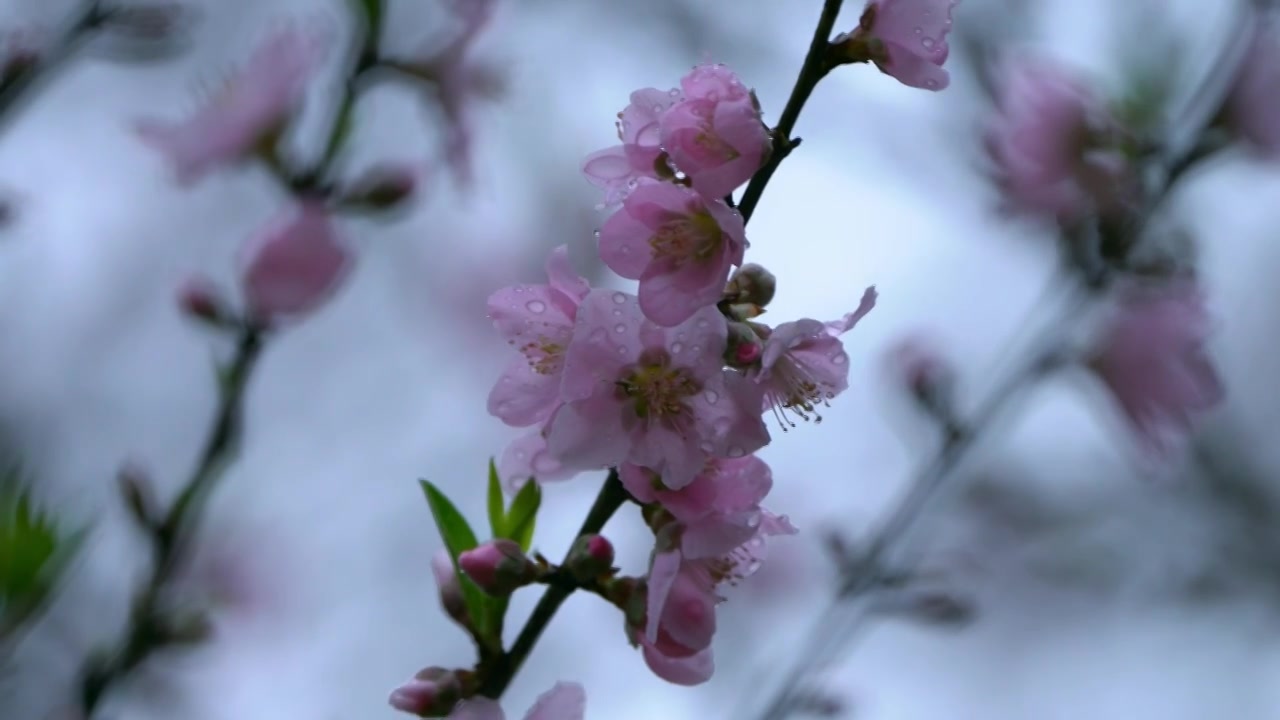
[671,341,684,354]
[612,292,628,305]
[526,300,547,313]
[831,352,848,365]
[921,37,935,49]
[612,308,623,316]
[727,446,745,458]
[703,389,720,404]
[913,26,922,34]
[614,323,627,334]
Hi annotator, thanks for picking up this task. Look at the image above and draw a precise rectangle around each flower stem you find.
[0,0,107,128]
[79,325,265,716]
[476,469,628,700]
[737,0,845,223]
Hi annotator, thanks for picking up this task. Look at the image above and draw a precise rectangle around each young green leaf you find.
[486,459,504,540]
[419,480,504,647]
[504,481,541,553]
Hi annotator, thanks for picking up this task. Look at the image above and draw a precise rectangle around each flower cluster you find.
[484,62,877,685]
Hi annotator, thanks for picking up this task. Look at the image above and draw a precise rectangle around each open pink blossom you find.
[636,495,795,685]
[659,64,770,199]
[497,430,576,490]
[487,245,591,428]
[239,199,352,324]
[1091,281,1224,453]
[583,87,683,205]
[984,56,1134,220]
[598,182,746,327]
[546,290,768,490]
[1226,15,1280,154]
[753,286,877,427]
[447,682,585,720]
[621,455,776,558]
[136,24,326,184]
[859,0,958,90]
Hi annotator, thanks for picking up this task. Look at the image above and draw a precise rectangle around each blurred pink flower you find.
[1227,15,1280,154]
[659,63,770,199]
[239,199,352,324]
[487,245,591,428]
[985,56,1134,220]
[754,286,877,426]
[583,87,682,205]
[859,0,958,90]
[598,182,746,327]
[447,682,585,720]
[136,24,326,184]
[1091,281,1224,452]
[547,291,768,490]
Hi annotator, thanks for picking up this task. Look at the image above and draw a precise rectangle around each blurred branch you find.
[0,0,110,130]
[78,324,265,716]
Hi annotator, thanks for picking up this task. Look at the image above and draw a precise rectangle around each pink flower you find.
[1091,281,1224,452]
[1227,15,1280,154]
[388,667,462,717]
[393,0,502,186]
[598,182,747,327]
[583,87,683,205]
[136,24,326,184]
[636,483,796,686]
[984,56,1134,220]
[487,245,591,428]
[659,64,770,199]
[546,290,768,490]
[497,430,576,490]
[753,286,877,426]
[239,200,352,324]
[859,0,958,90]
[447,682,586,720]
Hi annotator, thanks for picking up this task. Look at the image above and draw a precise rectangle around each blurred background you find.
[3,0,1280,718]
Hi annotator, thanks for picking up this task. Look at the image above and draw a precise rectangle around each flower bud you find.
[565,534,615,583]
[239,200,352,325]
[725,321,764,369]
[458,539,537,595]
[388,667,461,717]
[430,550,470,629]
[336,163,420,212]
[724,263,776,311]
[178,275,231,326]
[887,334,955,420]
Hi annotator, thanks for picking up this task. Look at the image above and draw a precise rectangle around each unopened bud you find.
[430,550,470,629]
[337,164,419,212]
[458,539,537,595]
[724,263,776,309]
[601,576,646,628]
[887,334,955,420]
[178,275,230,326]
[388,667,461,717]
[565,534,615,582]
[725,321,765,369]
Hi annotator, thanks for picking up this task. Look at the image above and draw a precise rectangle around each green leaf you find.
[486,459,504,540]
[419,480,492,642]
[504,480,541,553]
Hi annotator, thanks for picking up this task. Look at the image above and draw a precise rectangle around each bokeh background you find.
[4,0,1280,718]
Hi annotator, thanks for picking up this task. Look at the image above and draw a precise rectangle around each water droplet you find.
[691,345,701,355]
[619,245,631,255]
[925,78,939,89]
[612,308,623,316]
[671,341,685,353]
[593,229,601,238]
[612,292,628,305]
[589,328,608,342]
[831,352,848,365]
[514,286,525,293]
[652,104,663,113]
[704,389,720,404]
[526,300,546,313]
[515,450,527,460]
[713,417,732,433]
[617,346,628,356]
[668,88,680,97]
[913,26,922,34]
[727,446,745,458]
[921,37,935,49]
[696,318,709,329]
[614,323,627,334]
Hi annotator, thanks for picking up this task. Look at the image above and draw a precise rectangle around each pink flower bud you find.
[239,200,352,325]
[458,539,537,595]
[430,550,470,628]
[886,333,953,414]
[725,321,765,369]
[177,274,228,324]
[388,667,461,717]
[566,534,615,582]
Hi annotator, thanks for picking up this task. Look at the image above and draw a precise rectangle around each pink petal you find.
[521,683,586,720]
[239,200,351,322]
[448,698,506,720]
[646,549,683,642]
[640,640,714,686]
[881,41,951,90]
[872,0,957,65]
[498,430,576,490]
[825,286,878,335]
[560,289,644,401]
[598,205,655,279]
[544,393,630,472]
[486,357,562,427]
[543,244,591,308]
